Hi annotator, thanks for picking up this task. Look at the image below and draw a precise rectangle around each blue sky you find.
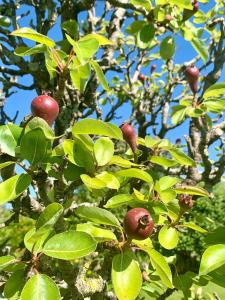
[2,0,220,149]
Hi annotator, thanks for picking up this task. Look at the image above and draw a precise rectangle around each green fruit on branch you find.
[121,123,137,154]
[124,208,154,240]
[31,94,59,126]
[185,65,200,94]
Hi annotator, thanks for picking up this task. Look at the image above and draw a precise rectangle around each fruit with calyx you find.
[121,123,137,154]
[179,194,193,211]
[138,73,145,83]
[124,208,154,240]
[31,94,59,126]
[185,65,200,94]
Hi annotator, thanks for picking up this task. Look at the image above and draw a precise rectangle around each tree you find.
[0,0,225,299]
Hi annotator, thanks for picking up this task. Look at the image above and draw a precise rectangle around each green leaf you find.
[96,172,120,190]
[199,244,225,275]
[94,137,114,166]
[126,20,146,35]
[109,155,138,168]
[137,23,155,49]
[75,206,121,228]
[175,185,209,196]
[182,222,207,233]
[158,226,179,249]
[62,20,79,37]
[0,174,31,205]
[80,33,113,45]
[168,148,196,166]
[80,174,106,189]
[158,176,179,191]
[90,60,109,91]
[76,223,117,242]
[190,37,208,63]
[203,83,225,99]
[43,231,96,260]
[14,44,46,56]
[105,194,134,208]
[24,227,53,254]
[112,250,142,300]
[148,249,173,288]
[4,269,25,299]
[116,168,153,183]
[0,161,15,170]
[11,27,55,47]
[21,274,60,300]
[20,128,51,165]
[149,156,178,168]
[36,203,63,229]
[74,136,95,173]
[171,105,187,125]
[0,124,22,156]
[24,117,55,140]
[0,256,16,271]
[160,36,175,60]
[205,227,225,245]
[72,119,123,140]
[204,99,225,114]
[159,189,177,203]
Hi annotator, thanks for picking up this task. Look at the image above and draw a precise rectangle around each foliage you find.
[0,0,225,299]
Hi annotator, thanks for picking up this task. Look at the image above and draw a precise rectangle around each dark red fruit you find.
[185,65,200,94]
[151,64,156,74]
[124,208,154,240]
[193,2,199,12]
[121,123,137,153]
[31,94,59,126]
[178,194,193,210]
[175,138,181,145]
[138,73,145,83]
[165,15,174,22]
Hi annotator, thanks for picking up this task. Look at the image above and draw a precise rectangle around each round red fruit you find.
[124,208,154,240]
[31,94,59,126]
[138,73,145,82]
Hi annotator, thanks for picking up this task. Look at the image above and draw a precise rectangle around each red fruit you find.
[175,138,181,145]
[121,123,137,153]
[185,65,200,94]
[151,64,156,74]
[124,208,154,240]
[138,73,145,83]
[31,94,59,126]
[193,2,199,12]
[165,15,174,21]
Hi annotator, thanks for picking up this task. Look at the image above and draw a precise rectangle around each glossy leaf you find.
[72,119,123,140]
[191,37,208,63]
[80,33,113,45]
[11,27,55,47]
[158,176,179,191]
[175,185,209,197]
[203,83,225,99]
[21,274,60,300]
[24,227,54,254]
[116,168,153,183]
[96,172,120,190]
[36,203,63,229]
[182,222,207,233]
[0,256,15,271]
[4,269,25,299]
[105,194,134,208]
[0,161,15,170]
[0,124,22,156]
[0,174,31,205]
[94,137,114,166]
[149,249,173,288]
[168,148,196,167]
[80,174,106,189]
[109,155,138,168]
[20,128,51,164]
[43,231,96,260]
[76,206,121,228]
[112,250,142,300]
[76,223,117,242]
[199,244,225,275]
[14,44,46,56]
[160,36,175,60]
[158,226,179,250]
[90,60,109,91]
[150,156,178,168]
[24,117,55,140]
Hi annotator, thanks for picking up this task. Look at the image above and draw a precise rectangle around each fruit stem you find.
[171,209,185,227]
